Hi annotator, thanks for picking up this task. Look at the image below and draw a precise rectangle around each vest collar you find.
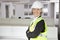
[33,16,41,22]
[38,16,41,18]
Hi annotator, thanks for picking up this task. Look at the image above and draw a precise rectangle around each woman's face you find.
[32,8,42,17]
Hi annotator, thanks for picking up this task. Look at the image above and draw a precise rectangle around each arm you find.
[26,20,45,38]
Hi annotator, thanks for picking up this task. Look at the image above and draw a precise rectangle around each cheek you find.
[32,12,37,16]
[33,10,36,13]
[32,11,36,15]
[38,10,41,12]
[38,10,42,14]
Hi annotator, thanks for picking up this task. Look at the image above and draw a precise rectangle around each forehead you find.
[32,8,42,10]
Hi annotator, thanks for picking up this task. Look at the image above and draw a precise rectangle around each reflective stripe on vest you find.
[29,17,47,38]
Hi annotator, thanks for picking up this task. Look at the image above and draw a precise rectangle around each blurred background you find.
[0,0,59,40]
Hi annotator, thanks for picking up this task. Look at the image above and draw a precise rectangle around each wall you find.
[15,3,24,18]
[54,2,59,25]
[0,26,58,40]
[1,2,13,18]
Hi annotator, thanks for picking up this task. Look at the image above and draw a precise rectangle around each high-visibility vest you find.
[29,17,47,40]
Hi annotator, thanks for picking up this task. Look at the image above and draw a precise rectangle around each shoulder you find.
[39,19,45,23]
[37,19,45,25]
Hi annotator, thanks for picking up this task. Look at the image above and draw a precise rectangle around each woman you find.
[26,1,47,40]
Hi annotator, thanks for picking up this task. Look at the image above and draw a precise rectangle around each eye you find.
[37,9,40,10]
[32,8,36,10]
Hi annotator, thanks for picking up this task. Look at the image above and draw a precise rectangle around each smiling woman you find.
[26,1,48,40]
[32,8,42,17]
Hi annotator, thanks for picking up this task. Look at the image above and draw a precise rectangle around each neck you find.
[35,15,41,18]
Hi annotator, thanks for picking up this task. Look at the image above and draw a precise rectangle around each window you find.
[29,12,33,15]
[29,5,32,8]
[24,4,28,9]
[43,13,48,16]
[5,5,9,18]
[24,12,28,15]
[43,4,48,8]
[13,9,15,15]
[56,13,59,19]
[25,17,31,19]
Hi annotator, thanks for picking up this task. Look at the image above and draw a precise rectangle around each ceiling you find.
[0,0,50,2]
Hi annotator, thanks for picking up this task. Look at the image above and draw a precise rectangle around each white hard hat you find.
[31,1,43,9]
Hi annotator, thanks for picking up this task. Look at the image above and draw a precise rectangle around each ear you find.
[31,11,33,15]
[40,8,42,13]
[40,8,43,16]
